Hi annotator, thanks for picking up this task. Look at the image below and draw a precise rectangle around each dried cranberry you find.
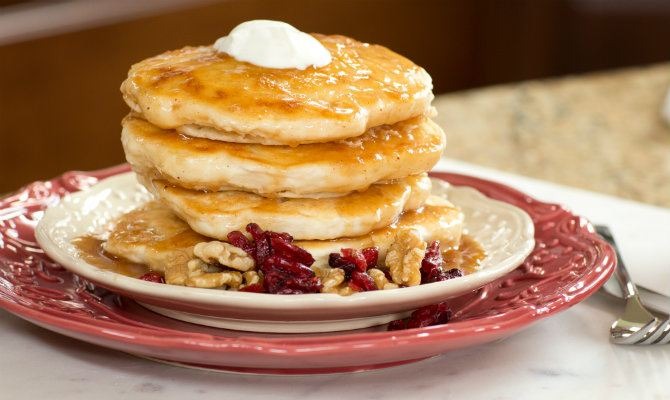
[445,268,464,278]
[387,302,452,330]
[263,269,322,294]
[329,252,355,278]
[427,267,464,283]
[139,272,165,283]
[361,247,379,268]
[259,255,308,277]
[269,236,314,266]
[341,248,368,272]
[349,271,377,292]
[406,302,452,329]
[245,223,265,241]
[419,241,463,284]
[329,247,379,279]
[239,283,265,293]
[421,241,443,277]
[227,224,322,294]
[261,256,322,294]
[387,319,407,331]
[227,230,255,256]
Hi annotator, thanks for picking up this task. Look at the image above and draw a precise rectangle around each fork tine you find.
[611,318,659,345]
[647,320,670,344]
[658,328,670,344]
[638,319,669,344]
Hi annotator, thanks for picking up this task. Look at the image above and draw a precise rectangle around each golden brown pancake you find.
[122,114,445,198]
[103,197,463,269]
[299,196,464,266]
[121,35,433,145]
[102,202,207,284]
[141,174,431,241]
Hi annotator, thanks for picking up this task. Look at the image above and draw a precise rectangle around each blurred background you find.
[1,0,670,193]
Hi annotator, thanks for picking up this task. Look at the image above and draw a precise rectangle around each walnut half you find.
[193,241,254,271]
[239,270,261,290]
[368,268,400,290]
[185,259,243,288]
[313,266,355,296]
[385,228,427,287]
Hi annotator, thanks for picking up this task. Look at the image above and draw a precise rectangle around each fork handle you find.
[595,225,639,299]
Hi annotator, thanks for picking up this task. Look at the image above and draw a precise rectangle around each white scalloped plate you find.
[35,173,534,333]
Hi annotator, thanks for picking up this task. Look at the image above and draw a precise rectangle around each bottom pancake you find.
[141,173,432,241]
[299,196,463,265]
[100,197,463,287]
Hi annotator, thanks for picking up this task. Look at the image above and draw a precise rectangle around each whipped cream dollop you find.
[213,20,332,70]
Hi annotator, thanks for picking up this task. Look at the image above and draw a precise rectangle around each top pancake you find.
[121,34,434,145]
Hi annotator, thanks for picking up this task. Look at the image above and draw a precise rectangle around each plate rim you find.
[33,171,535,313]
[0,166,616,356]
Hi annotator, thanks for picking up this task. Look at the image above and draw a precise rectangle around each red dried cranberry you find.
[387,302,452,330]
[261,256,322,294]
[427,267,464,283]
[227,223,322,294]
[387,319,407,331]
[263,270,322,294]
[329,247,379,279]
[227,231,255,256]
[269,236,314,266]
[421,241,443,277]
[341,248,368,272]
[239,283,265,293]
[349,271,377,292]
[361,247,379,268]
[245,223,265,241]
[329,252,355,278]
[139,272,165,283]
[406,302,452,329]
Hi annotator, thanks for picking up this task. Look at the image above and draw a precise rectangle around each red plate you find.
[0,165,615,374]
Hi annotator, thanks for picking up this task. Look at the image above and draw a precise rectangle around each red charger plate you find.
[0,165,615,374]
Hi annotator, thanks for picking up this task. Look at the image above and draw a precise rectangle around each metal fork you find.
[596,225,670,345]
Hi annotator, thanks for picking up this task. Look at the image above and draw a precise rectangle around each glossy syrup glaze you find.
[121,35,433,144]
[72,232,482,281]
[141,174,431,241]
[70,197,477,282]
[122,115,445,196]
[72,236,149,278]
[123,114,443,168]
[443,235,486,274]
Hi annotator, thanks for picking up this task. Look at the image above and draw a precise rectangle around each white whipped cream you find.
[213,20,332,70]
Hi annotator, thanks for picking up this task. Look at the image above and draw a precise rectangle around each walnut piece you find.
[385,228,426,287]
[320,267,346,293]
[193,241,254,272]
[161,250,192,286]
[313,266,354,295]
[185,258,242,288]
[240,270,261,289]
[368,268,400,290]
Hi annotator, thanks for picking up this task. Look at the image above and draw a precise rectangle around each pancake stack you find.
[114,33,464,293]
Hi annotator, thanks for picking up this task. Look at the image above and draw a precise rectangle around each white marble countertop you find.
[3,294,666,400]
[2,160,670,399]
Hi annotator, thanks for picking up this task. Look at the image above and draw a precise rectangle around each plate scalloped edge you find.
[0,165,616,373]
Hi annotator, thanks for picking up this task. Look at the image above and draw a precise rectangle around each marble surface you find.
[3,66,670,399]
[2,296,669,400]
[434,63,670,207]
